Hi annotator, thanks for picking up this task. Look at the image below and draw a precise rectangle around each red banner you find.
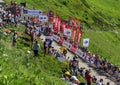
[77,29,82,43]
[59,37,64,45]
[70,45,77,53]
[72,27,76,41]
[57,17,61,32]
[54,15,59,31]
[61,21,66,33]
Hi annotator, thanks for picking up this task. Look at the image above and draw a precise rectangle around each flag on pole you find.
[77,29,82,43]
[61,21,66,33]
[83,38,89,47]
[72,27,76,41]
[57,17,61,32]
[54,15,59,31]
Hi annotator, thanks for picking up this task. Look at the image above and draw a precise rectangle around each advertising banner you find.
[63,41,72,50]
[52,34,60,42]
[39,15,48,22]
[75,49,83,57]
[83,38,89,47]
[27,10,42,15]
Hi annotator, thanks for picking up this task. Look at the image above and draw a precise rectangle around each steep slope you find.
[0,27,68,85]
[4,0,120,65]
[5,0,120,30]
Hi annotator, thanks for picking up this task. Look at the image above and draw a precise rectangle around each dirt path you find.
[40,34,115,85]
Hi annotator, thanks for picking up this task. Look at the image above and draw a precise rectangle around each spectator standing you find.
[96,79,104,85]
[43,38,49,56]
[85,70,92,85]
[33,41,40,57]
[30,26,36,45]
[0,15,3,28]
[70,56,79,76]
[47,37,52,53]
[12,31,17,47]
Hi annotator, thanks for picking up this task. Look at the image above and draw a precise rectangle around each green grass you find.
[86,0,120,25]
[81,29,120,66]
[0,27,69,85]
[3,0,120,77]
[0,26,93,85]
[1,0,119,84]
[4,0,120,66]
[5,0,120,30]
[1,0,120,84]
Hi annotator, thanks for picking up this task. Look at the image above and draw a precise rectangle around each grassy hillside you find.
[5,0,120,30]
[0,27,69,85]
[81,29,120,66]
[4,0,120,65]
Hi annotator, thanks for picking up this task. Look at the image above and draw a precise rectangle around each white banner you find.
[39,15,48,22]
[27,10,42,15]
[63,41,72,49]
[64,28,71,37]
[75,49,83,57]
[52,34,60,42]
[83,38,89,47]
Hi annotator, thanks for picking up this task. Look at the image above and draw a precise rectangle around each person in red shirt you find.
[85,70,92,85]
[15,7,20,16]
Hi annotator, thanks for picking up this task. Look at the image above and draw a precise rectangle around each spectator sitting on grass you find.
[69,76,80,85]
[61,71,71,82]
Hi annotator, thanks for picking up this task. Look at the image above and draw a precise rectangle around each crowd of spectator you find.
[0,1,120,85]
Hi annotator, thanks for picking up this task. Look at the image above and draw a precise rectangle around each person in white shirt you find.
[96,79,104,85]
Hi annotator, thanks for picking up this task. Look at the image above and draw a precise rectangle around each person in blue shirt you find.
[33,41,40,57]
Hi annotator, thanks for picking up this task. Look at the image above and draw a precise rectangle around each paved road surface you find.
[40,34,115,85]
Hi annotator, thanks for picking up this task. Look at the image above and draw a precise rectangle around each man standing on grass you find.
[85,70,92,85]
[12,31,17,47]
[33,41,40,57]
[43,38,49,57]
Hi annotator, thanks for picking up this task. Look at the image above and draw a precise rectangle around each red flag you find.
[57,17,61,32]
[61,21,66,33]
[54,15,59,31]
[72,27,76,41]
[77,29,82,43]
